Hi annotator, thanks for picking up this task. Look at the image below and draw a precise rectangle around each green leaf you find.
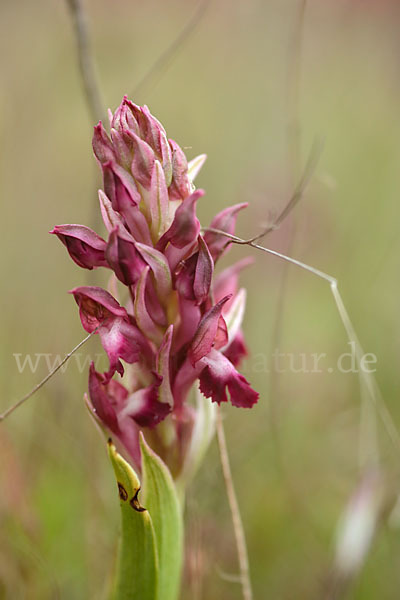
[140,433,183,600]
[108,441,158,600]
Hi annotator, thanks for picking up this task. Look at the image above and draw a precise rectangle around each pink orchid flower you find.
[51,96,258,475]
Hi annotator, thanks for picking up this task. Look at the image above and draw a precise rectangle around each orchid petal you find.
[99,317,153,380]
[98,190,127,234]
[157,190,203,250]
[88,365,142,466]
[128,131,155,189]
[100,163,152,244]
[120,376,171,428]
[221,288,247,348]
[70,286,151,378]
[204,203,248,261]
[110,128,132,170]
[187,154,207,183]
[88,363,122,433]
[50,224,108,270]
[102,161,141,210]
[133,267,163,344]
[223,331,248,367]
[169,139,190,200]
[174,297,201,351]
[111,97,139,138]
[213,257,254,302]
[193,236,214,305]
[141,106,173,186]
[124,207,153,246]
[213,314,228,351]
[198,349,259,408]
[159,130,173,187]
[156,325,174,407]
[106,228,146,286]
[70,285,127,332]
[144,276,167,327]
[92,121,115,164]
[189,295,232,366]
[148,160,169,240]
[135,242,172,299]
[174,236,213,305]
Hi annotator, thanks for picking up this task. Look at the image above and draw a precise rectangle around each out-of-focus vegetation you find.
[2,0,400,597]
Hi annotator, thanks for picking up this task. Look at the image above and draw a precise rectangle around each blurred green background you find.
[2,0,400,597]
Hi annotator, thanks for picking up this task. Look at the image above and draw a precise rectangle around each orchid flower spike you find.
[52,96,258,477]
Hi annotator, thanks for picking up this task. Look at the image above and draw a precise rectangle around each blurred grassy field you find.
[2,0,400,597]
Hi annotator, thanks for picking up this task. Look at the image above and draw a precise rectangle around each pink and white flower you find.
[52,96,258,474]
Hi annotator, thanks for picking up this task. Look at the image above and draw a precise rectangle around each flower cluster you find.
[51,96,258,474]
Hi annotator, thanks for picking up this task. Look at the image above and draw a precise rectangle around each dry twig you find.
[65,0,106,124]
[0,329,98,422]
